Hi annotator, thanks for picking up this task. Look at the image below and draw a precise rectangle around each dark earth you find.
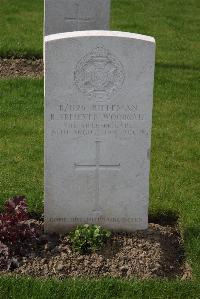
[0,58,43,78]
[1,220,192,280]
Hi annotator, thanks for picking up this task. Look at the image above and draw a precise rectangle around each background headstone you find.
[44,31,156,233]
[45,0,111,35]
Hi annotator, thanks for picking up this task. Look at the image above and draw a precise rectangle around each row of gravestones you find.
[44,0,156,233]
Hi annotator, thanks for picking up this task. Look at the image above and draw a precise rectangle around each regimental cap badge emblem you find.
[74,45,125,100]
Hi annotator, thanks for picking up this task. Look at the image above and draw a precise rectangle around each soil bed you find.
[1,220,191,279]
[0,58,43,78]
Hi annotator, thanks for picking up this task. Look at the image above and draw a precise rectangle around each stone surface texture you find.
[45,0,111,35]
[44,31,156,233]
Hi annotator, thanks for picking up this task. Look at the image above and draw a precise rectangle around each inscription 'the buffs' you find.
[74,45,125,100]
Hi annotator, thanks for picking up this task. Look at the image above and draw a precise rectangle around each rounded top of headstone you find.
[45,30,155,44]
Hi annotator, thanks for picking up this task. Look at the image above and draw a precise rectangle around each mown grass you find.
[151,66,200,279]
[0,0,199,67]
[0,0,43,58]
[0,277,200,299]
[112,0,200,67]
[0,79,43,212]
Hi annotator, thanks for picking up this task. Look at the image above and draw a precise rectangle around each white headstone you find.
[45,0,111,35]
[44,31,156,233]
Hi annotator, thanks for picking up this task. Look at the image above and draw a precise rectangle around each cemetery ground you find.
[0,0,199,298]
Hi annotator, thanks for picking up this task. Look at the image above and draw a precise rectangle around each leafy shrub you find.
[0,196,39,270]
[69,224,111,254]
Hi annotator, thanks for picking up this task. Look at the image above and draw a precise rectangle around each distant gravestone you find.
[45,0,111,35]
[44,31,156,233]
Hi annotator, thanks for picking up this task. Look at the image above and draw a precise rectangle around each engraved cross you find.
[74,141,120,213]
[64,2,95,31]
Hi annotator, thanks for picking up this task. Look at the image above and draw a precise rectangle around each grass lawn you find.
[0,0,43,58]
[0,79,43,212]
[0,0,199,67]
[0,0,200,298]
[0,277,200,299]
[112,0,200,67]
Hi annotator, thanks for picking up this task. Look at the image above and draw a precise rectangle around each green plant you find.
[69,224,111,254]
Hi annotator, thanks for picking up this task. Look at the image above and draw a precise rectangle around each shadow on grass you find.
[157,62,200,71]
[149,209,179,226]
[184,227,200,240]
